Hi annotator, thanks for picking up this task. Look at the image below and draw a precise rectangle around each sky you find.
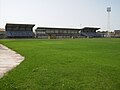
[0,0,120,31]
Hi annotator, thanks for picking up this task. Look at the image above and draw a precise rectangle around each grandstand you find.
[35,27,80,39]
[5,23,101,38]
[80,27,101,38]
[5,23,35,38]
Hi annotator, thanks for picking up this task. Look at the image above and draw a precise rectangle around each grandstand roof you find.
[81,27,100,30]
[36,27,81,31]
[5,23,35,28]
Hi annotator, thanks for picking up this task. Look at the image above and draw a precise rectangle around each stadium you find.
[0,0,120,89]
[0,24,120,90]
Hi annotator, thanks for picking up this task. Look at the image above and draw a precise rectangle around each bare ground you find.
[0,44,24,78]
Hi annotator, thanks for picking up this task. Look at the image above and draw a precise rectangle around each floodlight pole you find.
[107,7,111,37]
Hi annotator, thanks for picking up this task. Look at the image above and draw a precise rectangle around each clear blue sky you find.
[0,0,120,31]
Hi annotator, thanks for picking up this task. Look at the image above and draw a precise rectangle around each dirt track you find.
[0,44,24,78]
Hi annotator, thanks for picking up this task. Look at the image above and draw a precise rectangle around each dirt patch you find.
[0,44,24,78]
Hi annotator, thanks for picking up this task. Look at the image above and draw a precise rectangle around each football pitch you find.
[0,38,120,90]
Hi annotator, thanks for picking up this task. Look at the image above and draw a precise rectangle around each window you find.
[59,30,63,33]
[26,28,31,31]
[7,28,12,30]
[55,30,58,33]
[67,30,71,33]
[20,28,25,30]
[70,30,72,34]
[37,31,45,34]
[75,31,77,33]
[46,30,50,33]
[50,30,54,33]
[71,30,74,34]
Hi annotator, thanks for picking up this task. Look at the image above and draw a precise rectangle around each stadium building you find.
[5,23,101,39]
[0,28,5,39]
[114,30,120,38]
[5,23,35,38]
[35,27,80,39]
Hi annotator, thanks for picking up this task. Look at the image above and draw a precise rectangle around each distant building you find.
[97,31,108,37]
[5,23,35,38]
[35,27,80,39]
[97,31,115,38]
[80,27,101,38]
[114,30,120,38]
[109,32,115,38]
[0,28,5,38]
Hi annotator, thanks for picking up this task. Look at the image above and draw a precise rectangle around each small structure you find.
[0,28,5,39]
[97,31,108,37]
[114,30,120,38]
[35,27,80,39]
[80,27,101,38]
[97,31,115,38]
[5,23,35,38]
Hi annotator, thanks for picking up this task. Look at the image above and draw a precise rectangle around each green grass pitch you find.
[0,38,120,90]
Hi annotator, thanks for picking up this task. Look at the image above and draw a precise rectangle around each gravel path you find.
[0,44,24,78]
